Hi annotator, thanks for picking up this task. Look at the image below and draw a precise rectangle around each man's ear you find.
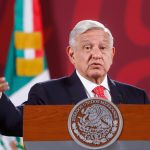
[112,47,115,57]
[66,46,75,64]
[110,47,115,65]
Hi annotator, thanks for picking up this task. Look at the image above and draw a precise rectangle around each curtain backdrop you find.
[0,0,150,97]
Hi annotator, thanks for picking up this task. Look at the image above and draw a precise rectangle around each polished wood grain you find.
[23,105,150,141]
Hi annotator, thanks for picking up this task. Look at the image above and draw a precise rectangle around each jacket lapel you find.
[108,78,124,104]
[67,71,88,104]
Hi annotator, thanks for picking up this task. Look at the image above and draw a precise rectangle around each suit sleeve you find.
[143,90,150,104]
[0,93,23,137]
[0,83,47,137]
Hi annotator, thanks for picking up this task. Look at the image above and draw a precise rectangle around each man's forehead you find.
[77,30,111,43]
[78,29,109,38]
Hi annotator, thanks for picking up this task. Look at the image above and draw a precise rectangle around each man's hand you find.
[0,77,9,92]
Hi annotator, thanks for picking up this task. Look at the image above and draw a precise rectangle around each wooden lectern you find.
[23,105,150,150]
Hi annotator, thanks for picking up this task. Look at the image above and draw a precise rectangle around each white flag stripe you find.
[0,135,14,150]
[24,49,35,59]
[10,69,50,106]
[23,0,33,32]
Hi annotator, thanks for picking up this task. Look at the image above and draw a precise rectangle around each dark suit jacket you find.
[0,71,149,137]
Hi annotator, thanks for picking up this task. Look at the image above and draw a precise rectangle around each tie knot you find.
[92,86,107,100]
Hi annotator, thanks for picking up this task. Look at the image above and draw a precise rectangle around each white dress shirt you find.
[76,70,111,101]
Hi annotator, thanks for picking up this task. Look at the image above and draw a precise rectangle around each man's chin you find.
[89,71,105,80]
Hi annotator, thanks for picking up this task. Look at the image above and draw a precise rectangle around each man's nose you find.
[91,47,102,59]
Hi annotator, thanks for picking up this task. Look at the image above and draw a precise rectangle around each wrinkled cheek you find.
[104,57,113,71]
[76,59,88,73]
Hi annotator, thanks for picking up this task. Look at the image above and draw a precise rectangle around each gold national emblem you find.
[68,98,123,149]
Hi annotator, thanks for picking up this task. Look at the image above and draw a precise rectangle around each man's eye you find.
[84,46,91,50]
[100,46,105,50]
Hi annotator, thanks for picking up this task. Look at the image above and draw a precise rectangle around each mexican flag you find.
[0,0,50,149]
[5,0,50,106]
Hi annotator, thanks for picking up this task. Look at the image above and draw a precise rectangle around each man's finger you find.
[0,82,9,92]
[0,77,6,83]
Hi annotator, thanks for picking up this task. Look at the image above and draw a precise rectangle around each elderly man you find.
[0,20,149,137]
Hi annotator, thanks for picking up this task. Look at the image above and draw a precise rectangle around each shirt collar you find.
[76,70,110,94]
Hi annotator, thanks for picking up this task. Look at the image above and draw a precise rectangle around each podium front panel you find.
[23,105,150,150]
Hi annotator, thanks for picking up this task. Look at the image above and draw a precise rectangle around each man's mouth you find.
[90,63,103,69]
[91,63,102,66]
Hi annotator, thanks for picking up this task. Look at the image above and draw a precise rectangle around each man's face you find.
[67,29,115,84]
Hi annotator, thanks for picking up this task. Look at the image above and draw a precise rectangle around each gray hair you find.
[69,20,113,47]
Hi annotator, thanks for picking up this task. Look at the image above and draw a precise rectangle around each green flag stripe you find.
[5,33,16,95]
[16,50,24,58]
[5,0,47,96]
[5,33,33,96]
[15,0,23,31]
[5,0,34,96]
